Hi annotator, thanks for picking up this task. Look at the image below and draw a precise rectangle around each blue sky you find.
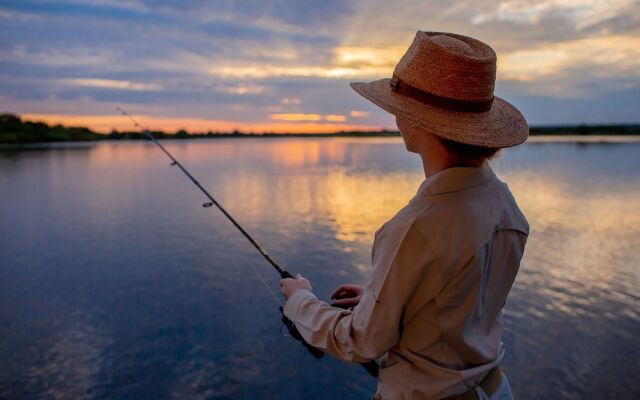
[1,0,639,132]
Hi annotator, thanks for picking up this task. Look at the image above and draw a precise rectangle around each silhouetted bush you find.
[0,111,638,144]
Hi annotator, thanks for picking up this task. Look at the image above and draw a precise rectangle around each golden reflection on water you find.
[168,138,421,244]
[86,139,640,319]
[503,172,640,235]
[320,171,419,243]
[498,168,640,320]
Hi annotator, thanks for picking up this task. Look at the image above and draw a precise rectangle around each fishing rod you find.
[116,107,379,378]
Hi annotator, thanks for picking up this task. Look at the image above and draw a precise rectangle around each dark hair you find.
[437,137,500,166]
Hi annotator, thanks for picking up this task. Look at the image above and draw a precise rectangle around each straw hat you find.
[351,31,528,148]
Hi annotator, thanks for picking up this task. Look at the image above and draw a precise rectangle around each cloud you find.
[59,78,163,91]
[281,97,301,105]
[207,45,402,80]
[332,46,404,68]
[472,0,637,30]
[499,34,640,97]
[208,65,388,79]
[325,114,346,122]
[349,111,370,118]
[214,84,267,95]
[1,0,639,128]
[270,113,347,122]
[0,46,115,68]
[271,113,322,121]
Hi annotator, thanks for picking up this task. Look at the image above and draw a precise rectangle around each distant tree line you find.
[0,113,104,143]
[529,124,640,135]
[1,112,638,144]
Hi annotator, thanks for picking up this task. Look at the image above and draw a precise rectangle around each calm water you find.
[1,138,639,399]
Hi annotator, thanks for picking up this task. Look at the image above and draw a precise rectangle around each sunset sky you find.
[1,0,639,133]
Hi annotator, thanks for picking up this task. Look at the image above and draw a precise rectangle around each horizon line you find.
[3,112,640,135]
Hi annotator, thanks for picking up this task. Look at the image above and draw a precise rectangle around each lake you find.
[1,137,639,399]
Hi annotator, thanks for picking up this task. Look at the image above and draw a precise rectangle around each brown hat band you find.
[390,75,494,113]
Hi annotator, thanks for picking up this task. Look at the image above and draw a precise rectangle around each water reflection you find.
[0,139,638,399]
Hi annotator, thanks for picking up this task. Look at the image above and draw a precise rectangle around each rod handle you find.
[280,307,325,359]
[279,269,380,378]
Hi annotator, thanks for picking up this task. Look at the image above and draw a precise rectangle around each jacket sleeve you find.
[282,221,435,363]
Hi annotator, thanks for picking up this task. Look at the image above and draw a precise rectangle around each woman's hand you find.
[330,284,364,309]
[280,274,312,300]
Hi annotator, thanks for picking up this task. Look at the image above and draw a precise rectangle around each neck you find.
[418,137,457,180]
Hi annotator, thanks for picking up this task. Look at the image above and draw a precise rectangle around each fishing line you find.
[225,230,283,307]
[228,237,292,338]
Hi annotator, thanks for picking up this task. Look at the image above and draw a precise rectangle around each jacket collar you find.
[415,163,495,198]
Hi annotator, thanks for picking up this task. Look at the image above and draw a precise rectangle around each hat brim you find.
[351,79,528,148]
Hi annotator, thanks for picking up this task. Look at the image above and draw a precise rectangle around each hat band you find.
[390,75,493,113]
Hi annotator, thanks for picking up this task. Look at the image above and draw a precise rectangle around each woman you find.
[280,31,529,400]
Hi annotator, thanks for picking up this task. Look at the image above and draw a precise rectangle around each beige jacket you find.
[283,164,529,399]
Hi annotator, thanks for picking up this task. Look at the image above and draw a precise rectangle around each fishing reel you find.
[278,270,324,359]
[277,271,379,377]
[279,306,324,359]
[279,306,379,377]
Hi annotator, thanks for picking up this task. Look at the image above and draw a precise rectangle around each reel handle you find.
[280,307,325,359]
[279,270,379,377]
[279,270,323,358]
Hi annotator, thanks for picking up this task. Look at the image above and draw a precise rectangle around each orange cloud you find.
[325,115,346,122]
[270,113,322,121]
[349,111,370,118]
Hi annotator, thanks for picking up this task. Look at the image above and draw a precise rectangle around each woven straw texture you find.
[351,31,528,148]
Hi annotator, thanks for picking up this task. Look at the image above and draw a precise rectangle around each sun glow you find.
[208,45,401,80]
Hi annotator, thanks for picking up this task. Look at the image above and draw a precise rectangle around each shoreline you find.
[1,134,640,150]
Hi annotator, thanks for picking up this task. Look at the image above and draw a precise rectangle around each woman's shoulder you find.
[408,177,528,244]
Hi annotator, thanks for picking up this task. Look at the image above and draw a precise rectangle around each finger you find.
[331,289,350,299]
[331,284,360,297]
[330,285,350,298]
[332,287,361,299]
[331,292,344,300]
[337,292,358,300]
[334,290,353,299]
[331,298,358,308]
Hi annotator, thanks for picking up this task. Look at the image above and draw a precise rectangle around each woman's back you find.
[372,164,528,399]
